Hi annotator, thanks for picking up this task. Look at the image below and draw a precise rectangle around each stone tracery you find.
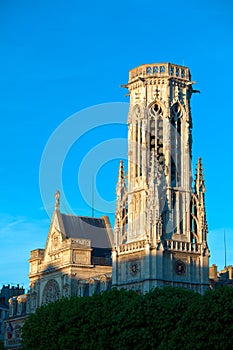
[42,279,60,304]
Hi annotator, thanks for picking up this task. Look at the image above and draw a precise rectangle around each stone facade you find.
[112,63,210,294]
[28,194,113,311]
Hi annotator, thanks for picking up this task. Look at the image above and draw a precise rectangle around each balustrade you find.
[165,240,200,253]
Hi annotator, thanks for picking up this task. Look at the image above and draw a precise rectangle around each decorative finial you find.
[116,160,126,198]
[118,160,124,180]
[55,190,60,210]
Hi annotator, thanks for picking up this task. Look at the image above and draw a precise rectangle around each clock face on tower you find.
[130,262,140,276]
[174,260,186,275]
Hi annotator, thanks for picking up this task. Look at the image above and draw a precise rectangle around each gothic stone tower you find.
[112,63,209,294]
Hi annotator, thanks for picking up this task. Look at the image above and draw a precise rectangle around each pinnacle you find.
[118,160,125,181]
[195,157,206,194]
[196,157,204,179]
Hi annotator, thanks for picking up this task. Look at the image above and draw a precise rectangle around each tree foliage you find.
[21,286,233,350]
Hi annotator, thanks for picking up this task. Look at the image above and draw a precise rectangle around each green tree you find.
[166,286,233,350]
[22,287,233,350]
[142,287,201,349]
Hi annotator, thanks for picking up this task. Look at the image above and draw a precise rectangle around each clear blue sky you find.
[0,0,232,289]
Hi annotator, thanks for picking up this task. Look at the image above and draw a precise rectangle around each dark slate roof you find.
[60,214,112,249]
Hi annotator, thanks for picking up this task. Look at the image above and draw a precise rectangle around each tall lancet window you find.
[133,105,143,178]
[149,103,164,171]
[191,195,198,243]
[157,116,164,171]
[135,122,139,177]
[170,103,182,187]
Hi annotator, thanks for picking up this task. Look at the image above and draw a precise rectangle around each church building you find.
[4,62,210,348]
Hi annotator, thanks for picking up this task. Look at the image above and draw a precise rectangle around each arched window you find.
[170,103,182,187]
[135,121,143,177]
[149,103,164,170]
[191,195,198,243]
[172,190,177,233]
[133,105,143,178]
[157,116,164,171]
[179,192,184,234]
[42,279,60,304]
[135,122,139,177]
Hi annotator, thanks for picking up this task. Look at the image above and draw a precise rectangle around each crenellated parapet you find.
[129,63,191,82]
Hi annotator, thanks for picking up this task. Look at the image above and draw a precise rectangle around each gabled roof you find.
[60,214,113,249]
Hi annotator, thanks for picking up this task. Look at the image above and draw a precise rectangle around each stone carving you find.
[55,190,60,210]
[42,279,60,304]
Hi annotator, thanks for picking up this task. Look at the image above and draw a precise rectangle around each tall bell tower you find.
[112,63,209,294]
